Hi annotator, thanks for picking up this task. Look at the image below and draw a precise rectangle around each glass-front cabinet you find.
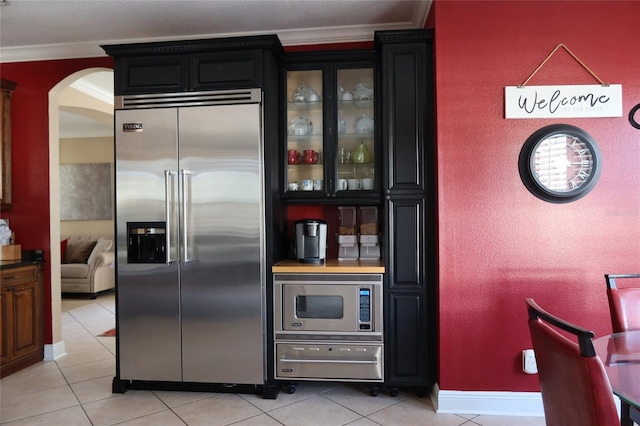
[284,52,379,202]
[286,69,325,193]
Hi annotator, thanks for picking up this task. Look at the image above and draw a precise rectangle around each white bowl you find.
[288,116,313,135]
[292,86,320,102]
[353,83,373,101]
[354,114,374,134]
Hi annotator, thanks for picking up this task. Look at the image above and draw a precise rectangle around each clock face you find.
[519,124,601,203]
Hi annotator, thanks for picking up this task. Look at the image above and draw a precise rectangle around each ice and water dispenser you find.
[127,222,166,263]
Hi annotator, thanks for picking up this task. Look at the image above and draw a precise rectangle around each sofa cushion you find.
[61,263,90,279]
[87,238,113,265]
[66,241,97,264]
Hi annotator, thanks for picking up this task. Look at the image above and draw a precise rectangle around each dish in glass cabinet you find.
[337,85,345,100]
[288,116,313,136]
[353,83,373,100]
[353,83,373,107]
[338,117,347,134]
[292,86,320,102]
[354,114,374,134]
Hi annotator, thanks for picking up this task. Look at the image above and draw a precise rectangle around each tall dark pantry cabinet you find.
[376,30,436,396]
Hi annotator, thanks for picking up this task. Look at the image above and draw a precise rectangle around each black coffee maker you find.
[295,219,327,264]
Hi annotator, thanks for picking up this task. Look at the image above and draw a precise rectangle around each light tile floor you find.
[0,292,547,425]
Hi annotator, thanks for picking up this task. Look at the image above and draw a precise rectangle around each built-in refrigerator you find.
[112,89,267,391]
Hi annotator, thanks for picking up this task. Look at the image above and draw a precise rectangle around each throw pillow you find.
[61,239,69,263]
[67,241,97,264]
[87,238,113,265]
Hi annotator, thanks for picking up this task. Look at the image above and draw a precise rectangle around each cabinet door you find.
[386,197,426,290]
[191,51,262,91]
[11,282,39,359]
[386,292,429,386]
[114,55,189,95]
[380,42,430,194]
[335,66,377,196]
[0,288,10,364]
[284,68,327,196]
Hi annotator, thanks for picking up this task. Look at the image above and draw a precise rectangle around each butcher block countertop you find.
[272,259,385,274]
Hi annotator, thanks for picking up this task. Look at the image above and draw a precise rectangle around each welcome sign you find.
[505,84,623,119]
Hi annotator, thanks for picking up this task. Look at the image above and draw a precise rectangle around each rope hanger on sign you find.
[518,43,609,87]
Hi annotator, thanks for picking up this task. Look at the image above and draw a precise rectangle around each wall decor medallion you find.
[518,124,601,203]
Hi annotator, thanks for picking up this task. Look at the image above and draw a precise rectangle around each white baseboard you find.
[434,384,621,419]
[44,341,67,360]
[435,385,545,417]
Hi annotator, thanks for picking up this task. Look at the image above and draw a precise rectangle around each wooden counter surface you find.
[272,259,385,274]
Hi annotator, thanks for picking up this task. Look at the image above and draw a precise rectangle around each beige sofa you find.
[61,235,115,298]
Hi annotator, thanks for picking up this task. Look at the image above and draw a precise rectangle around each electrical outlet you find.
[522,349,538,374]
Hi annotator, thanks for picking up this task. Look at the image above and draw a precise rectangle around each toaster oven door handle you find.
[279,358,378,365]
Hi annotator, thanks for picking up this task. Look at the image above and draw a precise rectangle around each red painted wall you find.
[1,57,113,343]
[434,0,640,391]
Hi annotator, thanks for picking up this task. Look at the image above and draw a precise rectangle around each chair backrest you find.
[605,273,640,332]
[525,298,619,426]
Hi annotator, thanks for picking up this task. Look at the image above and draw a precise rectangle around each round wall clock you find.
[518,124,602,203]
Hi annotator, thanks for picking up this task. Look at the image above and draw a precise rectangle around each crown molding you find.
[0,23,420,63]
[70,79,113,105]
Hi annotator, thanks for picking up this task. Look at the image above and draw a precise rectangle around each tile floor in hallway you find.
[0,292,546,425]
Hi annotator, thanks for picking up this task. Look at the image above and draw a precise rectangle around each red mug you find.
[303,149,319,164]
[288,149,302,164]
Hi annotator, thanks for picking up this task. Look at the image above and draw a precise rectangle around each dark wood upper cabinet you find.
[376,31,434,195]
[114,54,189,95]
[282,50,380,204]
[102,36,281,95]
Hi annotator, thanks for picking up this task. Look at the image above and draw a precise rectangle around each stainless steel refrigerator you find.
[113,89,266,387]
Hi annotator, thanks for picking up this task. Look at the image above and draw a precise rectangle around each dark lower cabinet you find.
[387,292,428,386]
[376,29,436,395]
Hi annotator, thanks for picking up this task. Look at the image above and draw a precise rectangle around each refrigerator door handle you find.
[180,169,192,264]
[164,170,177,265]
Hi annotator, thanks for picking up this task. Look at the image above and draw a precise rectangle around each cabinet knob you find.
[385,189,391,194]
[7,286,15,291]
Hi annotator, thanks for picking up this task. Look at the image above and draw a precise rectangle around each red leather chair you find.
[526,298,619,426]
[605,274,640,426]
[605,274,640,333]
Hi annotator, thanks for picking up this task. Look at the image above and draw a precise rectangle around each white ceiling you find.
[0,0,431,138]
[0,0,431,62]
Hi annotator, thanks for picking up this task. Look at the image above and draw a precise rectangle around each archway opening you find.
[47,68,113,359]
